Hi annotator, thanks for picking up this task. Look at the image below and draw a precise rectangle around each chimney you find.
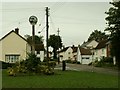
[15,28,19,34]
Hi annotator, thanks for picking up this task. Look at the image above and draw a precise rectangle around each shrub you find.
[71,60,77,64]
[65,60,71,63]
[1,61,15,69]
[88,62,92,66]
[77,61,81,64]
[7,53,56,76]
[94,57,114,67]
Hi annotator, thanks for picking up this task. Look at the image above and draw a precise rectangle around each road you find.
[55,63,119,76]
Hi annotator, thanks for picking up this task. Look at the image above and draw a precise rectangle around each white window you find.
[82,57,89,59]
[102,49,104,54]
[68,52,71,54]
[5,54,20,63]
[96,50,98,55]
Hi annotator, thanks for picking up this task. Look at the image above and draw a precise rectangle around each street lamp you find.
[29,16,38,54]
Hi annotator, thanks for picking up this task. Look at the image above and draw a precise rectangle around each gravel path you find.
[55,63,119,76]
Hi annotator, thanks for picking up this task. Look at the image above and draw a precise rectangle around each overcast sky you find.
[1,1,112,47]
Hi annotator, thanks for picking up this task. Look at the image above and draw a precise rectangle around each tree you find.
[105,1,120,65]
[48,34,62,59]
[87,30,108,42]
[24,35,44,45]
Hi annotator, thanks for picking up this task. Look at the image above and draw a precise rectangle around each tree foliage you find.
[105,1,120,65]
[25,35,44,45]
[48,34,62,59]
[87,30,108,42]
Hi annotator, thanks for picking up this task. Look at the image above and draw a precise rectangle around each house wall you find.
[63,47,73,60]
[81,55,92,64]
[35,51,44,62]
[77,47,92,64]
[0,32,30,63]
[94,47,107,61]
[59,47,73,62]
[59,52,64,62]
[77,47,82,63]
[72,52,77,61]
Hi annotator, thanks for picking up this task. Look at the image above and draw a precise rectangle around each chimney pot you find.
[15,28,19,34]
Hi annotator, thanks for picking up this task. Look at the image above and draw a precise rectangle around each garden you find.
[2,69,118,88]
[1,53,119,88]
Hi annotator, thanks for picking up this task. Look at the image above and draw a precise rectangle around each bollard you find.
[62,60,66,71]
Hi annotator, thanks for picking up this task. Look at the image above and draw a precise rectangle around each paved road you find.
[55,63,119,76]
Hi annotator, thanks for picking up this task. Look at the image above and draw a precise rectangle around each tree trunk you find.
[53,48,57,59]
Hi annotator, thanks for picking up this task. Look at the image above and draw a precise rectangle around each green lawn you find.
[2,69,118,88]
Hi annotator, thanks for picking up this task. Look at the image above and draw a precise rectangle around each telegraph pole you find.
[46,7,49,63]
[57,28,60,64]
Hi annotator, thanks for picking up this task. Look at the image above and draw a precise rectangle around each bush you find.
[77,61,81,64]
[102,57,113,63]
[7,53,56,76]
[40,65,54,75]
[88,62,92,66]
[65,60,71,63]
[71,60,77,64]
[94,57,114,67]
[1,61,15,69]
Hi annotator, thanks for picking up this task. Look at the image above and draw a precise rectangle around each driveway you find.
[55,63,119,76]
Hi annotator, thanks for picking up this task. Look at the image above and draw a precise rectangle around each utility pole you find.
[57,28,60,64]
[46,7,49,63]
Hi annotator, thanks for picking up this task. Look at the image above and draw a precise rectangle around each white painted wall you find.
[77,47,81,63]
[59,47,73,62]
[94,48,107,61]
[81,55,92,64]
[35,51,44,62]
[77,47,92,64]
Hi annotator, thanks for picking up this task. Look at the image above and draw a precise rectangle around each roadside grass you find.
[2,69,118,88]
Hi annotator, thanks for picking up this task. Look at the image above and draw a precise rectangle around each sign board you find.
[29,16,38,25]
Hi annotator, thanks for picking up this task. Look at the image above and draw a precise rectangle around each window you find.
[96,50,98,55]
[68,57,71,60]
[102,49,104,54]
[5,54,20,63]
[82,57,89,59]
[37,51,40,54]
[68,52,71,54]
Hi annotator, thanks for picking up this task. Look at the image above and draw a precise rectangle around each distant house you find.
[81,40,98,49]
[0,28,31,63]
[35,44,44,62]
[59,45,77,62]
[77,45,92,64]
[94,40,111,61]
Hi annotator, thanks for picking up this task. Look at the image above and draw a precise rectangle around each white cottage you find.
[0,28,31,63]
[59,46,78,62]
[77,45,92,64]
[94,40,110,61]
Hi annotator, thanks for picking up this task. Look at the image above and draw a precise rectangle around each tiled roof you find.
[71,47,77,53]
[78,46,92,55]
[58,47,69,53]
[95,40,108,49]
[0,30,27,42]
[35,44,44,51]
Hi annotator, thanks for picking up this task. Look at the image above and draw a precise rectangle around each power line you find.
[49,15,57,33]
